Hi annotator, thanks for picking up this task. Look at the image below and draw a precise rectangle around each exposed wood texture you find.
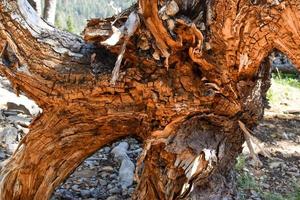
[0,0,300,199]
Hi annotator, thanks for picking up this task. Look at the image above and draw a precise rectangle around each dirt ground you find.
[237,77,300,200]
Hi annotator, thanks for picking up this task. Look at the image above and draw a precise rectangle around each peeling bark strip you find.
[0,0,300,199]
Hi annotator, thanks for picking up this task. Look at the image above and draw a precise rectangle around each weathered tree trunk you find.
[0,0,300,199]
[43,0,57,24]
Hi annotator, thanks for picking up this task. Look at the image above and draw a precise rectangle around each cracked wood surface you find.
[0,0,300,199]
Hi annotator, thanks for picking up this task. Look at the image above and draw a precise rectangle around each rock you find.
[111,142,135,189]
[109,173,117,179]
[101,166,114,172]
[261,183,270,189]
[71,184,80,191]
[289,166,298,172]
[16,124,29,134]
[7,143,18,154]
[109,187,122,194]
[59,190,74,199]
[250,190,259,197]
[119,157,135,189]
[0,84,41,116]
[73,169,95,178]
[0,111,4,120]
[111,142,129,158]
[90,188,102,198]
[269,161,283,169]
[0,127,18,144]
[106,195,119,200]
[80,190,91,198]
[104,146,111,153]
[282,132,289,139]
[112,179,118,184]
[130,144,140,150]
[0,151,6,160]
[107,184,114,190]
[128,187,135,195]
[85,160,96,169]
[6,102,31,115]
[100,171,110,178]
[99,179,108,186]
[122,188,128,196]
[286,171,300,177]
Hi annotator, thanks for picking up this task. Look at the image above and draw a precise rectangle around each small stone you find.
[286,171,300,177]
[250,190,258,197]
[100,172,110,178]
[282,132,289,139]
[128,187,134,195]
[7,143,18,154]
[74,169,95,178]
[104,147,111,153]
[106,195,119,200]
[0,111,4,120]
[90,188,101,198]
[60,190,74,199]
[269,161,282,169]
[122,189,128,196]
[80,190,91,198]
[71,185,80,191]
[0,151,6,159]
[131,144,140,150]
[289,166,298,172]
[109,187,121,194]
[107,184,114,190]
[110,173,117,179]
[261,183,270,189]
[99,179,108,186]
[101,166,114,172]
[0,127,18,144]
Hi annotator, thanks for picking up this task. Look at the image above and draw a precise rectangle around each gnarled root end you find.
[133,115,244,200]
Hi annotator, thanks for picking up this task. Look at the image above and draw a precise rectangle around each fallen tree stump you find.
[0,0,300,199]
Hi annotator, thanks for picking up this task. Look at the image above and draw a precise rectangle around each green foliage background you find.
[55,0,135,34]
